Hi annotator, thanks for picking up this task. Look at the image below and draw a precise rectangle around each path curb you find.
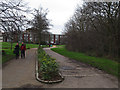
[35,50,64,84]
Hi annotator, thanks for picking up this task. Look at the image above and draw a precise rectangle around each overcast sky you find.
[25,0,83,34]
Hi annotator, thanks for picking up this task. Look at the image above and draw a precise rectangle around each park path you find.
[2,48,118,88]
[2,48,43,88]
[43,48,118,88]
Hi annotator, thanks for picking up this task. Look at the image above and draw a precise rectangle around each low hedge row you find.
[38,48,59,80]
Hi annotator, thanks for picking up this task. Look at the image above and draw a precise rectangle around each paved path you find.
[43,48,118,88]
[2,48,118,88]
[2,48,43,88]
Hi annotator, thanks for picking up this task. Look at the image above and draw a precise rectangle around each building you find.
[1,28,65,44]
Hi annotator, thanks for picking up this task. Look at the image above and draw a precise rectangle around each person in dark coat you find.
[15,43,20,59]
[20,42,26,59]
[49,43,51,47]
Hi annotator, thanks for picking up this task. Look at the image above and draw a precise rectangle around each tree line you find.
[64,2,120,61]
[0,0,31,49]
[0,0,51,49]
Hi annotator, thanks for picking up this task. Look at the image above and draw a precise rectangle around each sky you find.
[24,0,83,34]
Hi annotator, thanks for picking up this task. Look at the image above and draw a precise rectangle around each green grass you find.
[1,49,15,63]
[51,46,119,77]
[1,42,39,63]
[40,44,64,48]
[41,45,49,48]
[1,42,39,49]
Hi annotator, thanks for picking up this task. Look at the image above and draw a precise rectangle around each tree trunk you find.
[38,32,41,49]
[118,1,120,58]
[38,40,41,49]
[10,39,13,50]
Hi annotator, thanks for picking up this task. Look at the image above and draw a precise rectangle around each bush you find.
[38,48,59,80]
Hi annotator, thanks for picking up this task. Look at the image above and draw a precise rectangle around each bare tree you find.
[64,2,120,61]
[0,0,30,49]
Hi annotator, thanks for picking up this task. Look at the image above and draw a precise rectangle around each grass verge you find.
[1,42,39,49]
[1,49,15,63]
[51,47,119,77]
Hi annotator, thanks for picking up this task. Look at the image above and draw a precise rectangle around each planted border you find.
[36,48,64,84]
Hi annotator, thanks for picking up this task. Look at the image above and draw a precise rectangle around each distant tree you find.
[31,7,51,47]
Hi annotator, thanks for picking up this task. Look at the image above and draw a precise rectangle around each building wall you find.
[1,30,65,44]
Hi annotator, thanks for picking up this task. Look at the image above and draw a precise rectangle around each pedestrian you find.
[14,43,20,59]
[49,43,51,47]
[20,42,26,59]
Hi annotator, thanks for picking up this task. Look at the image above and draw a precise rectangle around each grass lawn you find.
[51,46,119,77]
[1,42,39,64]
[1,49,15,63]
[1,42,39,49]
[41,45,49,48]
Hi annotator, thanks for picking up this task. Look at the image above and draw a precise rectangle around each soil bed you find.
[38,72,63,81]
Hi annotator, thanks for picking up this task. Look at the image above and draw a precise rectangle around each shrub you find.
[38,48,59,80]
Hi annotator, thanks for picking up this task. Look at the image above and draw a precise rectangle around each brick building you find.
[1,28,65,44]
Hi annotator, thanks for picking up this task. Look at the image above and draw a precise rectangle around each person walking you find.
[49,43,51,47]
[14,43,20,59]
[20,42,26,59]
